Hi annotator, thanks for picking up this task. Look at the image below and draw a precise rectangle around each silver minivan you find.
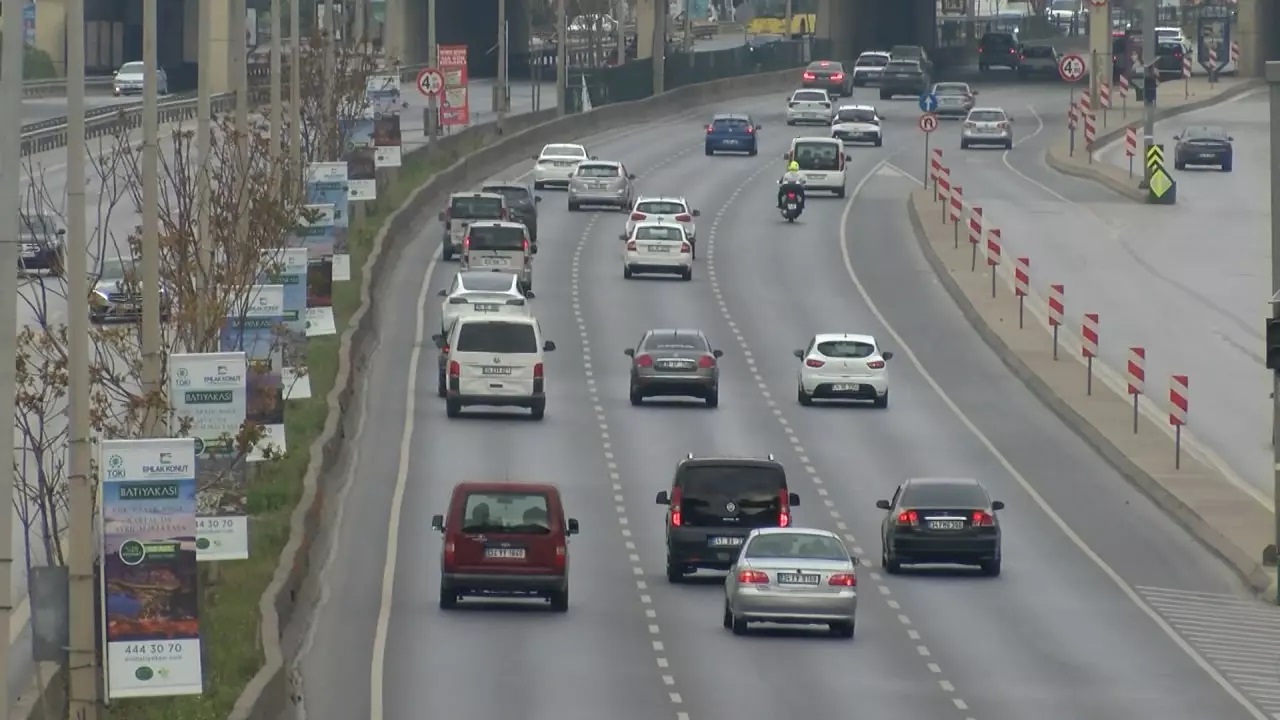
[439,192,507,261]
[461,220,536,291]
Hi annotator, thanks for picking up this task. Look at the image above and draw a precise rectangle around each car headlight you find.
[89,291,108,308]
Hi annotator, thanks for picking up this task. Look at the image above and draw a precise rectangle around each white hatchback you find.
[831,105,882,146]
[626,197,701,256]
[621,222,693,281]
[785,88,834,126]
[794,333,894,408]
[533,143,592,188]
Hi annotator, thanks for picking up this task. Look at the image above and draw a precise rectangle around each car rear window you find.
[901,482,989,508]
[576,165,619,178]
[982,34,1016,47]
[456,322,537,353]
[542,144,585,157]
[1184,125,1227,139]
[807,61,843,72]
[711,118,750,131]
[481,185,532,206]
[458,273,515,292]
[792,90,828,103]
[451,196,504,218]
[792,141,841,171]
[745,533,847,560]
[836,108,877,122]
[934,84,968,95]
[816,340,875,358]
[1022,46,1055,58]
[856,55,888,67]
[678,465,786,528]
[637,201,686,214]
[467,224,525,251]
[635,225,684,241]
[968,110,1006,122]
[461,492,551,534]
[643,334,707,351]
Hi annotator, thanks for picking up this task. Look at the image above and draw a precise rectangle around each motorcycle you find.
[780,192,802,222]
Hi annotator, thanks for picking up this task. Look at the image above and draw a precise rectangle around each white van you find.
[438,192,507,261]
[437,316,556,420]
[785,137,852,197]
[461,220,536,291]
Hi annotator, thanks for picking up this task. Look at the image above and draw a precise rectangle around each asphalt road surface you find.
[21,94,138,123]
[295,82,1278,720]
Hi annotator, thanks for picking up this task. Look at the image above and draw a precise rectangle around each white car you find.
[1154,26,1191,53]
[785,89,834,126]
[437,315,556,420]
[960,107,1014,150]
[626,197,701,256]
[621,222,693,281]
[438,269,532,335]
[794,333,894,408]
[569,13,616,32]
[851,51,890,87]
[831,105,882,147]
[533,143,593,188]
[785,137,851,197]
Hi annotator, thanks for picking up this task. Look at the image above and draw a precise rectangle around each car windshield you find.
[450,196,504,218]
[481,185,532,206]
[455,322,537,353]
[856,54,888,67]
[816,340,876,358]
[836,108,877,122]
[635,226,684,241]
[901,482,990,508]
[542,144,585,158]
[969,110,1006,122]
[679,465,786,528]
[118,62,144,74]
[744,533,847,561]
[711,118,750,131]
[1022,46,1055,58]
[458,273,516,292]
[576,165,619,178]
[637,201,687,214]
[643,334,707,351]
[934,84,969,95]
[1184,125,1227,139]
[467,225,525,251]
[98,257,133,281]
[792,90,827,102]
[793,142,841,171]
[21,214,57,234]
[461,492,552,534]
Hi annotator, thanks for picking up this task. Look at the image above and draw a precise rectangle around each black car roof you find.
[677,456,785,471]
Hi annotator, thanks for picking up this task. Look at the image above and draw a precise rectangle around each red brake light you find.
[441,345,449,354]
[867,360,885,369]
[1008,47,1016,54]
[522,238,530,255]
[554,544,566,570]
[697,355,715,368]
[896,510,919,526]
[635,354,653,368]
[625,240,637,251]
[786,192,796,199]
[737,569,769,584]
[670,488,682,526]
[462,236,470,252]
[533,362,543,379]
[802,71,815,80]
[448,360,460,377]
[674,213,692,222]
[972,510,995,527]
[443,541,456,569]
[997,122,1009,130]
[830,72,844,80]
[679,242,692,254]
[805,358,824,368]
[828,573,856,587]
[706,124,713,133]
[744,125,754,134]
[631,212,646,220]
[779,490,791,527]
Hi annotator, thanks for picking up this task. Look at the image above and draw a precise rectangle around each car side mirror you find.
[437,211,446,221]
[692,209,701,217]
[845,154,852,161]
[628,173,637,179]
[430,334,445,348]
[525,290,536,299]
[624,348,635,357]
[531,245,539,254]
[788,492,801,506]
[56,229,66,236]
[781,152,789,159]
[793,349,804,358]
[543,340,556,351]
[755,124,762,130]
[991,500,1005,511]
[875,499,892,510]
[882,351,895,360]
[655,490,670,505]
[437,289,447,296]
[849,555,860,566]
[712,349,723,358]
[535,196,543,203]
[531,154,539,160]
[590,155,599,160]
[567,518,580,535]
[972,90,979,95]
[430,514,444,531]
[1227,136,1233,141]
[618,233,629,241]
[1172,134,1180,140]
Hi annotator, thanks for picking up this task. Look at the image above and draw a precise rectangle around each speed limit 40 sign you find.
[1058,53,1086,82]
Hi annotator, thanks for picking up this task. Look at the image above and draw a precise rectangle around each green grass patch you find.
[105,142,471,719]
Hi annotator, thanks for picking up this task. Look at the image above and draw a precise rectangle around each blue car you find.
[704,113,760,156]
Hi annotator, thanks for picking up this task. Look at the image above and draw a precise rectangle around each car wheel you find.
[835,186,846,198]
[623,265,634,279]
[534,180,545,189]
[437,370,447,398]
[1004,140,1013,150]
[568,201,579,211]
[690,241,696,260]
[549,587,569,612]
[442,244,453,261]
[879,90,889,100]
[530,400,546,420]
[829,621,855,639]
[722,599,733,629]
[1221,159,1232,172]
[748,146,758,156]
[446,398,462,418]
[1174,160,1186,170]
[874,137,883,147]
[438,585,458,610]
[786,119,795,126]
[980,556,1002,577]
[666,557,685,583]
[731,613,749,635]
[872,391,889,409]
[705,388,719,408]
[797,384,813,406]
[705,147,714,156]
[681,268,693,282]
[960,140,970,149]
[630,382,644,405]
[882,547,902,574]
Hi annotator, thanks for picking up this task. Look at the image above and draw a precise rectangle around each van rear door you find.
[452,321,539,397]
[450,489,562,575]
[465,224,528,272]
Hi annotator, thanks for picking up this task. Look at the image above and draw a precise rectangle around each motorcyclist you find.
[777,160,806,211]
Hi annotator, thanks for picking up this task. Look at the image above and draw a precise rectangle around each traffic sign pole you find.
[417,67,445,141]
[918,112,938,183]
[1059,53,1086,151]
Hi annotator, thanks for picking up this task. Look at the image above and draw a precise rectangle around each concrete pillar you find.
[35,0,67,74]
[1088,0,1110,111]
[402,0,422,64]
[384,0,404,61]
[636,0,655,59]
[207,0,232,93]
[1235,0,1262,77]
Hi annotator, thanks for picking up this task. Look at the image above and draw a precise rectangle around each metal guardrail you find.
[23,76,117,99]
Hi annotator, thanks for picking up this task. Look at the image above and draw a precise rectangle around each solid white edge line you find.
[841,161,1269,720]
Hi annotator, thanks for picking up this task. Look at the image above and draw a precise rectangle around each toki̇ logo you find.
[106,453,126,479]
[174,366,191,387]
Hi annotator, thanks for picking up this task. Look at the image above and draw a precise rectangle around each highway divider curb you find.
[904,189,1275,600]
[1043,79,1264,202]
[231,66,803,719]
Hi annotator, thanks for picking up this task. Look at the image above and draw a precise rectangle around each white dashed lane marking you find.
[701,159,977,720]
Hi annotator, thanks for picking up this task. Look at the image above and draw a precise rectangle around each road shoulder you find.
[903,185,1276,601]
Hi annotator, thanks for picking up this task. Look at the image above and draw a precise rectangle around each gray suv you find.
[624,328,723,407]
[879,59,930,99]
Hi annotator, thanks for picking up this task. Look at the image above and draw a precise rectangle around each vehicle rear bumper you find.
[707,137,756,151]
[731,587,857,622]
[634,375,715,396]
[569,190,628,205]
[785,112,832,125]
[442,572,567,593]
[961,131,1013,145]
[833,131,881,143]
[801,80,844,94]
[1178,150,1230,164]
[448,392,545,408]
[890,537,999,562]
[625,256,691,272]
[533,166,575,184]
[669,534,749,569]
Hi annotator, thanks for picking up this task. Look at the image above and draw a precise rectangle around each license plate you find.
[708,536,743,547]
[590,183,607,189]
[555,161,573,167]
[723,139,738,145]
[481,366,512,376]
[473,303,500,312]
[485,547,526,559]
[777,573,820,585]
[480,257,509,266]
[658,360,688,369]
[928,520,965,530]
[831,383,859,392]
[1199,153,1216,159]
[645,244,669,253]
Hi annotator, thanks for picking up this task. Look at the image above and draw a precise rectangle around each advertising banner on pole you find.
[100,437,202,698]
[373,116,402,167]
[294,204,336,258]
[306,259,337,337]
[219,285,286,460]
[305,162,349,229]
[439,44,470,126]
[365,73,402,116]
[343,123,377,202]
[169,352,250,561]
[262,248,310,399]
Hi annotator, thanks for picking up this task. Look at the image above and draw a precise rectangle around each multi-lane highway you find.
[21,94,135,123]
[295,83,1277,720]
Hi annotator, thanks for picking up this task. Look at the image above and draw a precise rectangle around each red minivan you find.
[431,481,579,612]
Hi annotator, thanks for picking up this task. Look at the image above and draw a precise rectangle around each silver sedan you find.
[723,527,858,638]
[568,160,637,211]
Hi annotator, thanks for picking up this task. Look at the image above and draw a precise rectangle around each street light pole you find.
[556,0,567,115]
[141,0,163,436]
[497,0,507,131]
[289,0,302,174]
[197,0,213,335]
[1142,0,1157,187]
[616,0,625,66]
[270,0,283,182]
[1267,60,1279,603]
[427,0,438,141]
[0,0,21,709]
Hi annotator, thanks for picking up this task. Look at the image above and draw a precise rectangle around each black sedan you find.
[1173,124,1233,171]
[17,213,66,275]
[877,477,1004,576]
[625,328,722,408]
[801,60,851,97]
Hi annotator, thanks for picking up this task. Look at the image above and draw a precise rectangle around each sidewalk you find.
[1043,76,1261,201]
[905,186,1277,600]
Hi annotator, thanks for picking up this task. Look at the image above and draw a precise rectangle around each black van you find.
[655,454,800,583]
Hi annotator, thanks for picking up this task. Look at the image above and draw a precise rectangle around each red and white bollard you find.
[930,148,943,189]
[1118,73,1130,115]
[1169,374,1189,468]
[949,185,963,247]
[1230,40,1240,66]
[1083,113,1097,155]
[1081,313,1099,395]
[1014,257,1029,328]
[1124,126,1138,177]
[936,167,950,208]
[968,206,983,271]
[1049,284,1065,360]
[985,228,1001,298]
[1098,81,1111,127]
[1208,45,1219,85]
[1182,53,1192,79]
[1127,347,1145,433]
[1078,89,1091,116]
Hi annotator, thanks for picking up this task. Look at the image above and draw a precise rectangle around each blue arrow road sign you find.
[918,93,938,113]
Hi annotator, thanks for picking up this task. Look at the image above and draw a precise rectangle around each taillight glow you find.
[786,192,797,199]
[448,360,460,377]
[705,124,713,133]
[828,573,856,587]
[830,72,844,80]
[896,510,919,526]
[802,71,816,80]
[631,212,647,220]
[670,488,682,526]
[443,541,456,568]
[805,358,824,368]
[1008,47,1016,54]
[625,239,637,251]
[674,213,692,222]
[696,355,715,368]
[972,510,995,527]
[964,122,977,130]
[522,238,530,256]
[744,125,754,134]
[737,569,769,584]
[533,362,544,379]
[997,122,1010,130]
[779,490,791,527]
[867,360,885,369]
[679,242,692,254]
[462,236,470,253]
[554,545,567,569]
[634,354,653,368]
